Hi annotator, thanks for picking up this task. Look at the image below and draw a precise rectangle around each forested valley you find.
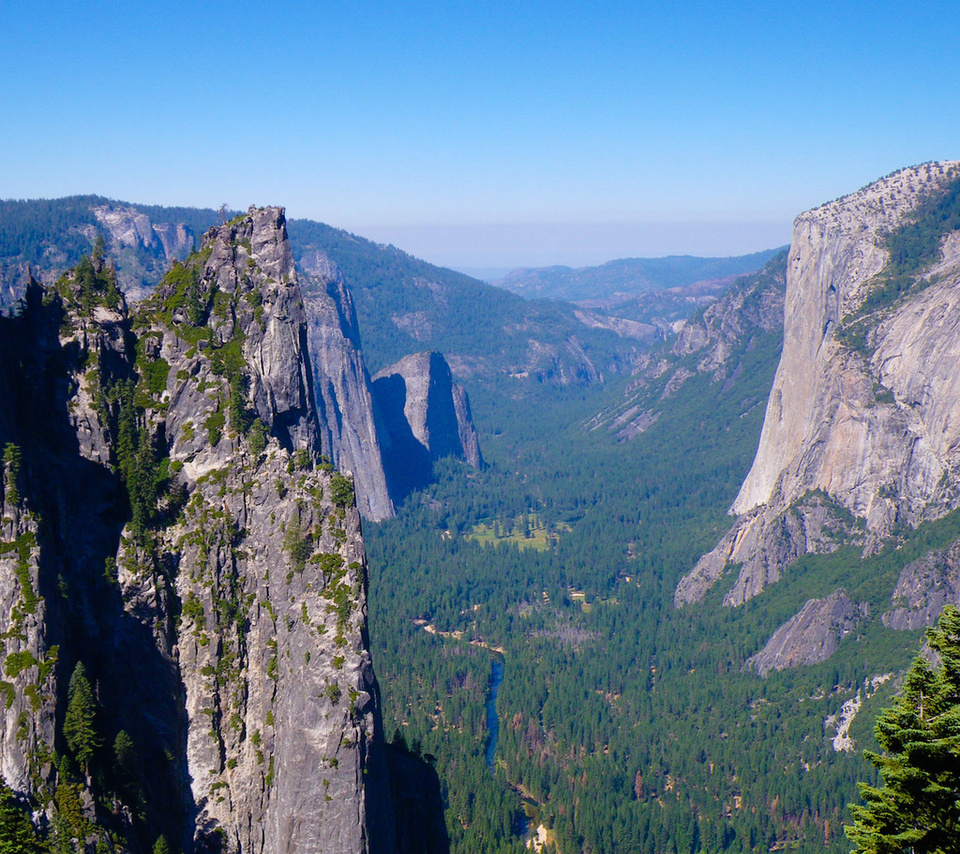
[364,264,933,853]
[1,191,954,854]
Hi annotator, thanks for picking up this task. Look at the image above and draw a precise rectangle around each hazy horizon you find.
[345,219,792,271]
[3,1,957,267]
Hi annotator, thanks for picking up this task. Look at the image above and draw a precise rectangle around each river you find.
[485,658,547,844]
[484,656,505,767]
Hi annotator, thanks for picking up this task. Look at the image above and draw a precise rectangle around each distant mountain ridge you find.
[0,197,658,403]
[588,249,787,440]
[494,248,784,302]
[0,195,224,303]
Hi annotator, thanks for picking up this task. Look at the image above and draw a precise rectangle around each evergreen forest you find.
[364,263,940,853]
[1,194,956,853]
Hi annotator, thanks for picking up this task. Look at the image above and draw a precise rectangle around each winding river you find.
[484,657,547,845]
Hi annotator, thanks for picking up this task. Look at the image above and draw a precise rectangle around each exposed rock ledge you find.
[746,590,867,677]
[883,537,960,631]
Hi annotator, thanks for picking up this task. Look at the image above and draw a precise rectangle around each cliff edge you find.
[677,162,960,608]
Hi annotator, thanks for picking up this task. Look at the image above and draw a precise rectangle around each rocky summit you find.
[0,208,442,854]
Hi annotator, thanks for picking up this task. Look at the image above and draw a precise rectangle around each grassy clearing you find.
[465,515,571,552]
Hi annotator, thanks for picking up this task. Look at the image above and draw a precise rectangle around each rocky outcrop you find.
[372,352,482,502]
[0,261,34,308]
[824,673,895,753]
[140,207,389,854]
[296,250,486,520]
[301,255,395,522]
[92,204,195,300]
[0,209,433,853]
[0,470,54,796]
[675,494,862,608]
[883,539,960,631]
[678,162,960,607]
[573,310,659,342]
[746,590,866,676]
[589,252,786,441]
[667,252,785,378]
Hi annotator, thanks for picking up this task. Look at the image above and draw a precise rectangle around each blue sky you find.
[1,1,958,268]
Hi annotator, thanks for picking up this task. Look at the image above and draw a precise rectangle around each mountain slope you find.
[678,161,960,609]
[290,220,645,390]
[589,250,787,440]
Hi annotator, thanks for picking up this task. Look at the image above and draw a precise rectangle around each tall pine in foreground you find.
[846,605,960,853]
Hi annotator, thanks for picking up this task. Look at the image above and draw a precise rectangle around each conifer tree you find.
[845,604,960,853]
[63,661,100,774]
[0,781,43,854]
[113,729,142,805]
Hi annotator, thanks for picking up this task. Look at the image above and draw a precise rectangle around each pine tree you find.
[113,729,142,806]
[845,604,960,853]
[0,781,43,854]
[63,661,100,774]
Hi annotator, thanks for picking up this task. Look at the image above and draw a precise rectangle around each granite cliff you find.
[0,197,486,524]
[677,162,960,609]
[0,208,442,853]
[371,352,482,503]
[300,253,483,520]
[301,255,395,523]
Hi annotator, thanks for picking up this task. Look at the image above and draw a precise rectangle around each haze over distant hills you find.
[492,248,783,302]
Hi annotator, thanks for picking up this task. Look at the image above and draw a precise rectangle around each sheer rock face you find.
[302,255,395,522]
[141,207,393,854]
[92,204,195,301]
[677,162,960,607]
[0,498,52,794]
[168,453,388,854]
[746,591,866,677]
[371,352,482,503]
[883,539,960,631]
[0,209,403,854]
[0,275,135,804]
